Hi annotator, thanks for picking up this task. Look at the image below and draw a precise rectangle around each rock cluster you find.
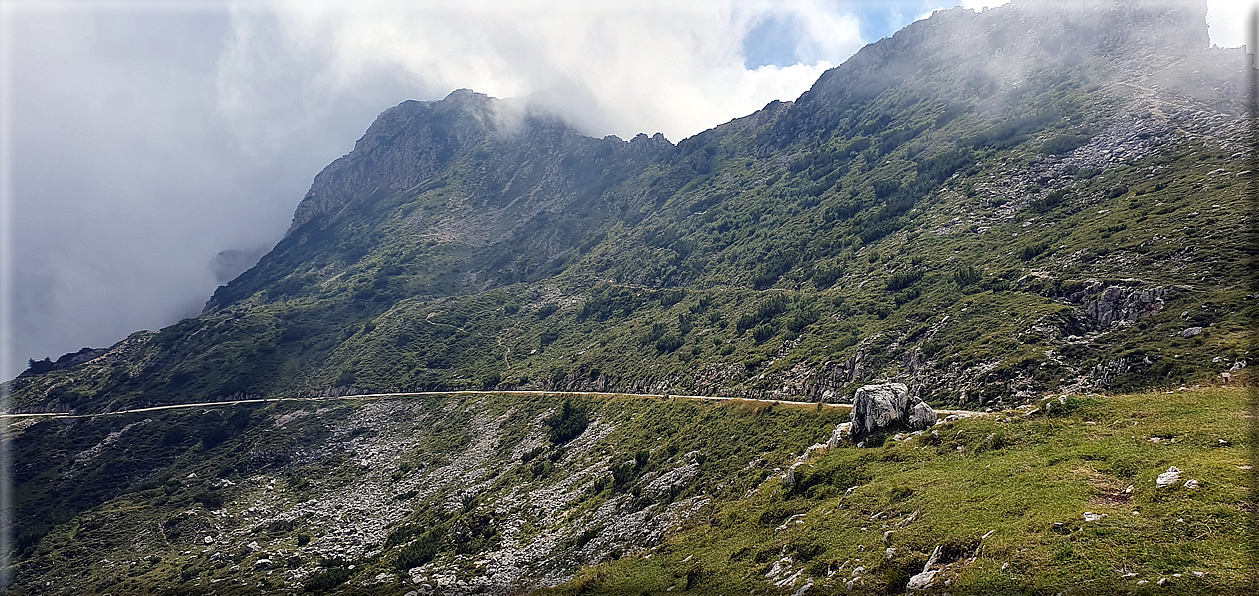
[1073,282,1170,328]
[849,383,937,443]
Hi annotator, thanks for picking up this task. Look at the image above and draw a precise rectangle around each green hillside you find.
[5,0,1252,415]
[6,387,1253,594]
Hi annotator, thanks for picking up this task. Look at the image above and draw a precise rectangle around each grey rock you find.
[851,383,909,440]
[1074,282,1169,327]
[827,423,851,448]
[908,401,937,431]
[907,544,943,589]
[1181,327,1203,337]
[850,383,937,442]
[1155,466,1181,488]
[906,570,938,590]
[784,461,805,488]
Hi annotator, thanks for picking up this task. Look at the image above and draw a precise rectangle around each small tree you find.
[24,357,55,376]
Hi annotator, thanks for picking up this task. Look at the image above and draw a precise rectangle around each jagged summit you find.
[286,0,1215,239]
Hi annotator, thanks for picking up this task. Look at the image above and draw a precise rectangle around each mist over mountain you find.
[12,0,1247,412]
[4,0,1255,593]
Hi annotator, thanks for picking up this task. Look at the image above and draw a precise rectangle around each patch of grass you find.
[538,387,1254,595]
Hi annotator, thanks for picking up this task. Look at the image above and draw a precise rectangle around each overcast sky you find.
[0,0,1252,380]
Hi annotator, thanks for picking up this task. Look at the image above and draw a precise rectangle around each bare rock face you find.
[1068,281,1171,328]
[850,383,937,443]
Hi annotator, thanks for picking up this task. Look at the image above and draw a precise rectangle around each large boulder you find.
[908,401,938,431]
[850,383,937,443]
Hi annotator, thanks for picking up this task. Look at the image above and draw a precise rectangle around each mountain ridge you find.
[7,0,1250,415]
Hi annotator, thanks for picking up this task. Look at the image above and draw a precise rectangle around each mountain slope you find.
[6,0,1252,416]
[5,0,1257,593]
[6,388,1252,594]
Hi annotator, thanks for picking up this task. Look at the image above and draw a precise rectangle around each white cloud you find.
[215,0,865,142]
[1206,0,1255,48]
[961,0,1012,10]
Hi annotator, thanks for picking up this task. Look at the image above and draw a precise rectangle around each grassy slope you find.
[545,387,1256,595]
[8,385,1255,594]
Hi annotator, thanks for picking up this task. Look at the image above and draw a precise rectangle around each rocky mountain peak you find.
[778,0,1211,143]
[286,89,507,234]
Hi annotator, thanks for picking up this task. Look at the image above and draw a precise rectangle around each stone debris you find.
[1155,466,1181,488]
[827,423,852,448]
[907,545,943,590]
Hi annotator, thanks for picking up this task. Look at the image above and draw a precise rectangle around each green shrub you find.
[1041,133,1091,155]
[752,323,777,343]
[1020,242,1051,261]
[655,334,684,353]
[544,400,589,445]
[812,262,844,287]
[395,527,445,571]
[304,566,351,592]
[953,265,982,287]
[886,270,923,291]
[785,309,819,333]
[1030,188,1070,213]
[193,491,223,510]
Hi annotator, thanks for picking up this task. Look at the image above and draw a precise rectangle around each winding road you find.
[2,390,984,420]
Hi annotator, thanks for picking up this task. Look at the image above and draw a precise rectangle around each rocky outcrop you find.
[1064,281,1172,327]
[803,339,876,402]
[849,383,937,443]
[286,91,497,234]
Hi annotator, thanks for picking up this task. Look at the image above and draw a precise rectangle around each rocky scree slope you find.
[7,394,848,594]
[6,387,1252,594]
[5,0,1253,416]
